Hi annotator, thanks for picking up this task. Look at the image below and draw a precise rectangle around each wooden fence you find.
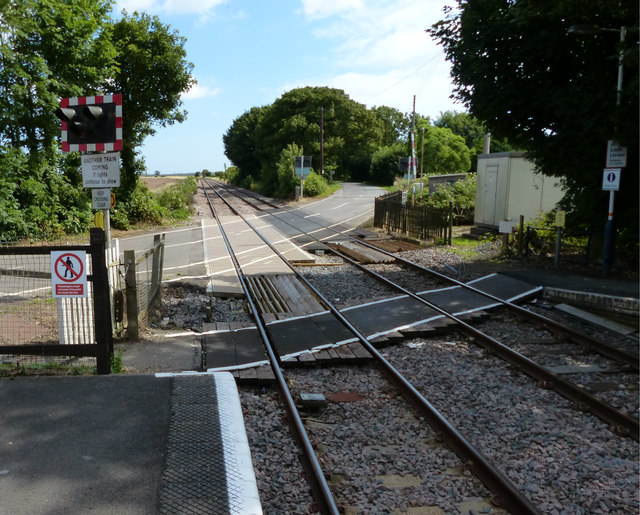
[374,192,453,243]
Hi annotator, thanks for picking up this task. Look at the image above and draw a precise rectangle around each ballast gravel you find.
[155,216,638,514]
[239,338,638,514]
[235,248,638,514]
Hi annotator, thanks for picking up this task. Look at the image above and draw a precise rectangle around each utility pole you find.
[320,107,324,176]
[410,95,417,182]
[420,126,425,198]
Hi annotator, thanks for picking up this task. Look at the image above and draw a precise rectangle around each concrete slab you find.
[204,327,268,371]
[545,364,607,374]
[0,375,172,514]
[554,303,637,335]
[1,374,262,515]
[202,219,242,297]
[116,337,201,373]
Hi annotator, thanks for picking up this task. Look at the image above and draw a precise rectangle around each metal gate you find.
[0,228,112,374]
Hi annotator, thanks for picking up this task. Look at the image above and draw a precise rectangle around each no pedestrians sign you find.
[51,251,87,298]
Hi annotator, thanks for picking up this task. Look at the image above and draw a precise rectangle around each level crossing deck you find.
[202,217,315,297]
[203,273,542,377]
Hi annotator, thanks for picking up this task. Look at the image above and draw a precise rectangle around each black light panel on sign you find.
[56,94,122,152]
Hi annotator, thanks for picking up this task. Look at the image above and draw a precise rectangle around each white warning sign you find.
[51,251,87,298]
[81,152,121,188]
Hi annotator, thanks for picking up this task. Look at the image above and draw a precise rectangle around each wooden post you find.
[518,215,525,256]
[90,228,112,374]
[448,201,453,245]
[125,249,139,341]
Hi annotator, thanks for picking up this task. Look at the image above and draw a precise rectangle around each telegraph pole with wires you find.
[320,106,324,176]
[410,95,417,183]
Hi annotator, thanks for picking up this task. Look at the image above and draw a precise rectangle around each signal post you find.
[55,94,123,246]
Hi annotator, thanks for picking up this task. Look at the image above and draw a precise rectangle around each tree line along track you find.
[201,178,542,514]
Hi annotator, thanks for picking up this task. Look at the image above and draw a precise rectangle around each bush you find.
[125,184,164,225]
[370,143,405,185]
[240,174,254,190]
[158,177,197,214]
[274,144,302,198]
[110,208,130,230]
[302,171,328,197]
[219,166,239,184]
[425,174,476,210]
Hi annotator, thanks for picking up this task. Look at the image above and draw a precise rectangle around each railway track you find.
[199,179,639,513]
[202,179,540,514]
[205,179,639,438]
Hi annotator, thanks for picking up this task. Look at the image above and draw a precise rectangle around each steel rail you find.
[203,179,542,515]
[209,180,639,439]
[217,179,637,370]
[327,244,640,441]
[211,179,281,210]
[202,184,339,515]
[354,238,640,370]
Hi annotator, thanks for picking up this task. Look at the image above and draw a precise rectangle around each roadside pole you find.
[55,94,123,246]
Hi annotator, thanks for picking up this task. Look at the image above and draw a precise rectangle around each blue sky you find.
[114,0,461,174]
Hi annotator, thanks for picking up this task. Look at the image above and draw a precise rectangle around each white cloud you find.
[292,0,462,117]
[308,0,451,68]
[280,57,461,120]
[301,0,364,18]
[183,83,221,100]
[116,0,225,16]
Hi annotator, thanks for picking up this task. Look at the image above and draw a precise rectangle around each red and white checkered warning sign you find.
[60,94,122,152]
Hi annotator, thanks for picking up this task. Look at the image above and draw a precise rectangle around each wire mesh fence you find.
[124,234,165,340]
[0,253,61,347]
[0,228,167,372]
[0,229,112,373]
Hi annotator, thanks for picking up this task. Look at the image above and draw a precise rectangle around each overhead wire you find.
[365,52,442,104]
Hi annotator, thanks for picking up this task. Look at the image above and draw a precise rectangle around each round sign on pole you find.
[602,168,621,191]
[51,251,87,297]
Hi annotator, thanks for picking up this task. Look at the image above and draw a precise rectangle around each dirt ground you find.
[140,175,191,192]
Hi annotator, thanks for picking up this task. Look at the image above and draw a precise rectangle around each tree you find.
[0,2,196,238]
[435,111,515,171]
[110,11,196,201]
[419,122,472,175]
[0,0,115,239]
[370,143,406,185]
[429,0,639,238]
[0,0,116,155]
[254,87,384,193]
[223,106,268,184]
[372,106,411,146]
